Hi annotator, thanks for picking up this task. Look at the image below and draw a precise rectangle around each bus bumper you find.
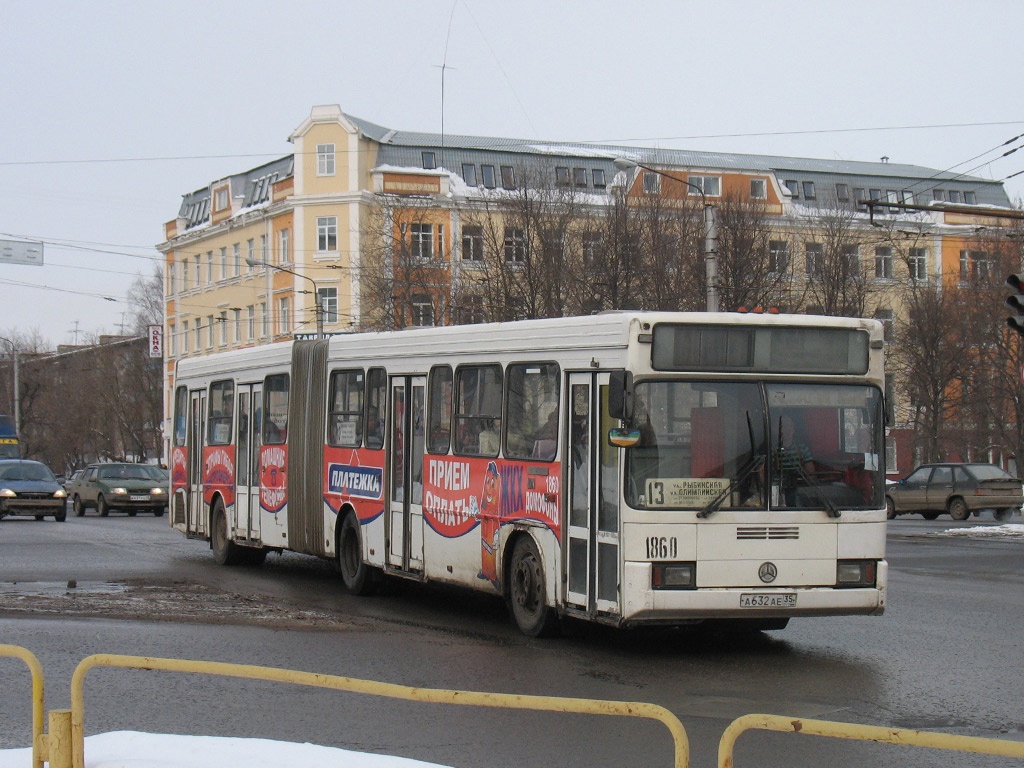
[619,560,887,624]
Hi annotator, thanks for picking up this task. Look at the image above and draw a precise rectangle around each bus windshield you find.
[625,381,884,512]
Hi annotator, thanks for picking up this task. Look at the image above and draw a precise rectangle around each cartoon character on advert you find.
[475,460,501,584]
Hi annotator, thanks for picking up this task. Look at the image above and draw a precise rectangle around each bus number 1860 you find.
[646,536,678,560]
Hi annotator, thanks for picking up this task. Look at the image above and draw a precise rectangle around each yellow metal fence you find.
[4,645,1024,768]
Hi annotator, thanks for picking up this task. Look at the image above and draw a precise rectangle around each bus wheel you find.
[337,513,377,595]
[211,501,242,565]
[508,536,559,638]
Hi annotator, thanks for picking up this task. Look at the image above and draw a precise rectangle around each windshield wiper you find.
[788,461,841,518]
[698,454,766,519]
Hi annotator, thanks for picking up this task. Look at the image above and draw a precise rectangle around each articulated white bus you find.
[171,311,887,636]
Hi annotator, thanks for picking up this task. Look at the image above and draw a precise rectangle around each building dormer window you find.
[422,151,436,170]
[214,187,229,211]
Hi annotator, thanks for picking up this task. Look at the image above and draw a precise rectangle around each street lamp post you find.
[613,158,719,312]
[0,336,19,437]
[245,258,324,339]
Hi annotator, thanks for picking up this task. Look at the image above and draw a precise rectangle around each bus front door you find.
[565,372,621,619]
[187,390,206,537]
[388,376,425,574]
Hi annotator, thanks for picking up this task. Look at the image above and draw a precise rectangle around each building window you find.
[481,165,496,189]
[909,248,927,280]
[574,167,587,187]
[206,252,214,284]
[504,227,525,263]
[195,258,201,288]
[642,171,661,195]
[805,242,824,279]
[462,163,476,186]
[317,216,338,252]
[277,297,290,336]
[194,318,202,350]
[232,309,241,343]
[462,225,484,261]
[246,305,255,340]
[854,188,866,209]
[181,321,189,354]
[932,190,945,201]
[233,243,241,276]
[592,168,606,188]
[869,189,882,206]
[279,228,290,264]
[180,258,189,291]
[964,190,977,205]
[167,261,176,296]
[259,234,267,262]
[784,180,799,198]
[214,187,228,211]
[317,287,339,324]
[219,312,228,346]
[842,245,860,278]
[688,175,721,197]
[802,181,816,200]
[899,191,915,206]
[421,151,436,170]
[948,190,961,204]
[247,239,255,270]
[207,315,215,347]
[411,294,435,327]
[875,247,894,279]
[885,436,898,474]
[260,302,269,337]
[316,144,335,176]
[835,183,849,202]
[411,222,434,259]
[769,240,789,273]
[874,309,894,342]
[750,178,767,199]
[555,167,570,186]
[457,295,486,324]
[961,250,993,282]
[168,323,176,357]
[582,232,604,265]
[218,247,227,280]
[885,190,899,213]
[500,165,516,189]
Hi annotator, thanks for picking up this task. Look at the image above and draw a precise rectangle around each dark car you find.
[0,459,68,521]
[69,463,168,517]
[886,463,1023,521]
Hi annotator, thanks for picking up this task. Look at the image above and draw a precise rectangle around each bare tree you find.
[799,203,875,317]
[126,265,165,335]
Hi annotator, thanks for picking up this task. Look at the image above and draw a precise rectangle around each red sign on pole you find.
[148,325,163,358]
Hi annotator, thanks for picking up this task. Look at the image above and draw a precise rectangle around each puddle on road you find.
[0,580,128,596]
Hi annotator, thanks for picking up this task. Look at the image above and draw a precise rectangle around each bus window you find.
[207,380,234,446]
[329,369,364,447]
[365,368,386,450]
[173,386,188,447]
[427,365,453,454]
[263,374,289,445]
[505,363,559,461]
[453,365,502,457]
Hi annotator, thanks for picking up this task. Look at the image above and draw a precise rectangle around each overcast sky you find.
[1,0,1022,346]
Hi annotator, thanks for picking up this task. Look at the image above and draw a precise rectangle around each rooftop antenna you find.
[434,2,458,169]
[69,320,80,345]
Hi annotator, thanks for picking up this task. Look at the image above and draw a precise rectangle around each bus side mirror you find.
[608,370,634,421]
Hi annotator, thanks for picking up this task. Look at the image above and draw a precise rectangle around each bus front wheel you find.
[507,536,559,638]
[337,513,377,595]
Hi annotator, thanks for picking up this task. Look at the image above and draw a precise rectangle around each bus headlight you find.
[652,562,696,589]
[836,560,876,588]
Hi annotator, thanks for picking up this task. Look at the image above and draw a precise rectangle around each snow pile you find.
[933,523,1024,538]
[0,731,451,768]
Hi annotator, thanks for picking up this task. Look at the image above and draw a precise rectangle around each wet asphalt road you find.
[1,510,1023,768]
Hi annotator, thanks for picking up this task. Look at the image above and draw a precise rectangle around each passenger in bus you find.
[774,414,813,505]
[479,419,500,456]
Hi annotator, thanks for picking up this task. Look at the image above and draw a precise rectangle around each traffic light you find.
[1006,274,1024,337]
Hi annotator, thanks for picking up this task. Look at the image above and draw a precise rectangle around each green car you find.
[68,463,168,517]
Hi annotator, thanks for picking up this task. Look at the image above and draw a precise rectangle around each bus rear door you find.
[187,389,206,536]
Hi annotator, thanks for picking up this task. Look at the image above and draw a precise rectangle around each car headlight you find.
[151,487,165,495]
[0,488,16,498]
[112,487,128,495]
[54,489,66,498]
